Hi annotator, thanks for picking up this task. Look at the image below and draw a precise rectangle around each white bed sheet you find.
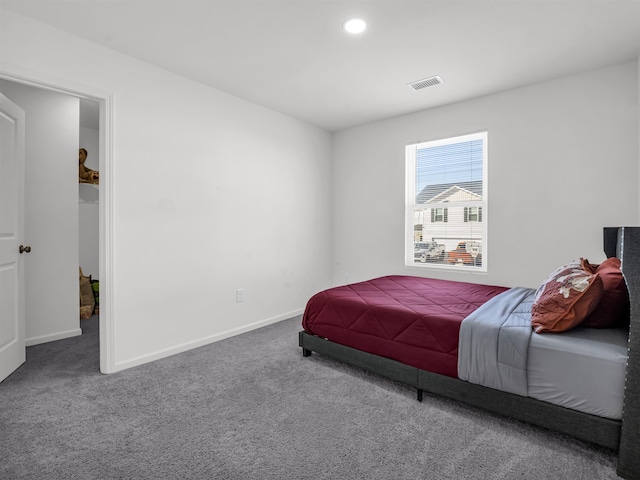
[527,326,628,420]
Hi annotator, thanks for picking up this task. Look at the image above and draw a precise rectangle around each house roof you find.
[417,181,483,204]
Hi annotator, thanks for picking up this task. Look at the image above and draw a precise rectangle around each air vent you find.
[408,76,444,91]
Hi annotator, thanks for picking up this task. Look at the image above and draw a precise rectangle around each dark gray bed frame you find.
[299,226,640,479]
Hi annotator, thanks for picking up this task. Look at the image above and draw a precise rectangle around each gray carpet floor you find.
[0,315,622,479]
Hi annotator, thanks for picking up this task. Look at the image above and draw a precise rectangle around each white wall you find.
[0,79,81,345]
[1,9,333,371]
[79,126,99,280]
[332,61,639,289]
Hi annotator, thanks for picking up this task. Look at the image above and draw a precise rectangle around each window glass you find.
[406,132,487,271]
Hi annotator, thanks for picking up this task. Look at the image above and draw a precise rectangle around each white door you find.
[0,93,26,383]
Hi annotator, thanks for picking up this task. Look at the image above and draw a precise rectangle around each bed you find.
[298,227,640,479]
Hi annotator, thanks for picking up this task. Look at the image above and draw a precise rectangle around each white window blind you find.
[405,132,487,271]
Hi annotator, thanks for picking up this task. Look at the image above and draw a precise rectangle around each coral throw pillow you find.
[581,257,629,328]
[531,259,604,333]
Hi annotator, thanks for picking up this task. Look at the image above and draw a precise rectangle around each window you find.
[464,206,482,222]
[405,132,487,271]
[431,207,448,223]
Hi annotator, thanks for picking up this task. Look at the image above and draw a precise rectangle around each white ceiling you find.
[4,0,640,132]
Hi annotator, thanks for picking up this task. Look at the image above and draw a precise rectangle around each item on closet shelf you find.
[79,148,99,184]
[91,280,100,315]
[79,267,95,319]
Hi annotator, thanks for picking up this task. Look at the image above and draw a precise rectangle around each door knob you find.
[19,245,31,254]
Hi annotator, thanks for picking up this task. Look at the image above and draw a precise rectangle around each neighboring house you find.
[414,181,483,254]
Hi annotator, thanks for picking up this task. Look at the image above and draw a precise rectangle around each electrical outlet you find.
[236,288,244,303]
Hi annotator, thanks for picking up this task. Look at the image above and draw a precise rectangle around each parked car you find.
[448,241,482,266]
[414,241,446,263]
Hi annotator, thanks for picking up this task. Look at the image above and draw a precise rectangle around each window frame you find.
[405,131,488,272]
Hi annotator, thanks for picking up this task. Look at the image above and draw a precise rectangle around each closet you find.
[0,78,98,345]
[79,98,100,319]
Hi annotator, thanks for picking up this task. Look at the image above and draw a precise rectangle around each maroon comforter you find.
[302,276,509,377]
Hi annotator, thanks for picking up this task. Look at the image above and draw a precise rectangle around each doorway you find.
[79,98,100,322]
[0,73,113,374]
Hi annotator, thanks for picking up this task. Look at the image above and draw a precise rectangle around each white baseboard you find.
[26,328,83,346]
[112,309,304,373]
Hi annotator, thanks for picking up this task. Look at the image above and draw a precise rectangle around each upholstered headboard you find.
[609,227,640,479]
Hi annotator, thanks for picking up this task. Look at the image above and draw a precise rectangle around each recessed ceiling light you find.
[344,18,366,34]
